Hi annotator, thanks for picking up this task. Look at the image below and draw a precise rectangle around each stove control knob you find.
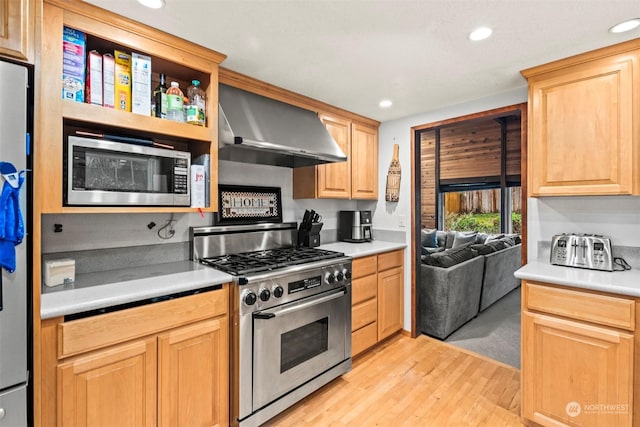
[336,270,344,282]
[259,288,271,302]
[244,291,257,306]
[273,285,284,298]
[343,269,352,280]
[325,272,336,284]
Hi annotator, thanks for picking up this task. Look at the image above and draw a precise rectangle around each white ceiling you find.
[84,0,640,122]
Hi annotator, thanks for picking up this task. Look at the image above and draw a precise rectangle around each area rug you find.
[445,286,521,368]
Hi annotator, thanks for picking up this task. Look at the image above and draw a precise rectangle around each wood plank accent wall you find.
[506,115,522,177]
[420,129,437,229]
[418,113,522,228]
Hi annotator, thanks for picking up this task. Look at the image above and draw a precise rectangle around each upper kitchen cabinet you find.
[521,38,640,196]
[0,0,35,62]
[293,118,379,200]
[37,0,226,213]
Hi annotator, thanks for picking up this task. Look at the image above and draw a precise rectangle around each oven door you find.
[252,286,349,410]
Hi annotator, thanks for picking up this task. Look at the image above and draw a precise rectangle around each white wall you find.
[375,87,528,332]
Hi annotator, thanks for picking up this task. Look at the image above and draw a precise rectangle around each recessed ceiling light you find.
[379,99,393,108]
[468,27,493,41]
[609,18,640,33]
[137,0,165,9]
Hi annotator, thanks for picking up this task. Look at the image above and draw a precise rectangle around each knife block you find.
[298,222,323,247]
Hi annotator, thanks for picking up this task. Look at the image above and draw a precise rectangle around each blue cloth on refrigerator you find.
[0,162,25,273]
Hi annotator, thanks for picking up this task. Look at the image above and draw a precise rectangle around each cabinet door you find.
[158,317,229,427]
[58,338,157,427]
[528,52,637,196]
[315,115,351,198]
[377,266,404,340]
[0,0,32,62]
[522,312,634,427]
[351,123,378,199]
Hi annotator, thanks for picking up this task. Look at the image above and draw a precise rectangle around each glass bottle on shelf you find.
[153,73,168,119]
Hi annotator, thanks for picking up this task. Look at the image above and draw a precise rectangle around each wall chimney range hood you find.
[218,84,347,168]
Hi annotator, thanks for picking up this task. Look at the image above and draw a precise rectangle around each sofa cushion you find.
[421,229,438,248]
[421,246,445,255]
[452,231,477,248]
[485,234,505,243]
[422,245,478,268]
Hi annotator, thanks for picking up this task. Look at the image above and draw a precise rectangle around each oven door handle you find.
[253,287,347,320]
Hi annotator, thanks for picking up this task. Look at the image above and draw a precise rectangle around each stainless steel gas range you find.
[191,222,352,427]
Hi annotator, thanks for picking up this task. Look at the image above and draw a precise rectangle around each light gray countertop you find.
[40,240,407,320]
[319,240,407,258]
[41,261,233,319]
[515,260,640,297]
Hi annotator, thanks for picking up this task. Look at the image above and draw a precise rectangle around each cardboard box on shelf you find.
[132,52,152,116]
[62,27,86,103]
[114,50,131,112]
[86,50,103,106]
[103,53,115,108]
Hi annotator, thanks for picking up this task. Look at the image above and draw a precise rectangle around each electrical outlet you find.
[398,214,406,228]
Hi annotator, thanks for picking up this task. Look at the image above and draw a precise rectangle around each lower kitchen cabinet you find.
[351,249,404,356]
[41,286,230,427]
[521,281,636,427]
[58,338,157,427]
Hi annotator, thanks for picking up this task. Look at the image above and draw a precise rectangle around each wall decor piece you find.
[218,185,282,224]
[385,143,401,202]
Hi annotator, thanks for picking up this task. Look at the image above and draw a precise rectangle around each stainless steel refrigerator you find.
[0,59,30,426]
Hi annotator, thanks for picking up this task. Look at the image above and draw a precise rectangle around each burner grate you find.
[201,247,344,275]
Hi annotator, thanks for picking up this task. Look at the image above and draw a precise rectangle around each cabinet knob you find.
[0,408,5,420]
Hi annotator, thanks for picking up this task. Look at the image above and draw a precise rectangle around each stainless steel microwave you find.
[65,136,191,206]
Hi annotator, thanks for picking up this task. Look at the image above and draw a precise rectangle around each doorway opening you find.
[410,103,527,367]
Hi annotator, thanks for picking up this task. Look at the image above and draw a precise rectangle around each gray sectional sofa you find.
[417,230,522,339]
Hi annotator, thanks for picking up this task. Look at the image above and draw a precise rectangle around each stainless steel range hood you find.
[218,84,347,168]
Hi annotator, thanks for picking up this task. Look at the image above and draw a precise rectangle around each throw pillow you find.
[485,234,505,243]
[470,243,495,255]
[452,231,477,248]
[421,228,438,248]
[486,240,507,252]
[427,245,478,268]
[475,232,488,244]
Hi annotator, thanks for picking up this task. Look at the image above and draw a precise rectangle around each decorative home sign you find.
[218,185,283,224]
[385,143,401,202]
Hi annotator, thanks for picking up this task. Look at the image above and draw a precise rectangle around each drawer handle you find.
[0,407,5,420]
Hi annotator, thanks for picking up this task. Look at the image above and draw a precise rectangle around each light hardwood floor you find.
[267,334,523,427]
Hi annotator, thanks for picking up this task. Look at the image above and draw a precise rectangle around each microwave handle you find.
[253,287,347,320]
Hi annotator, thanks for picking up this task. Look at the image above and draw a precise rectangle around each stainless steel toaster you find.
[550,233,613,271]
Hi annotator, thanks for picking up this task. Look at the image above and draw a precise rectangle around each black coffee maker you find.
[338,210,373,243]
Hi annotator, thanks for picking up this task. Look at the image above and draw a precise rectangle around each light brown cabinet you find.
[41,287,230,427]
[37,0,226,213]
[0,0,34,62]
[521,281,636,427]
[293,116,379,200]
[521,39,640,196]
[351,249,404,357]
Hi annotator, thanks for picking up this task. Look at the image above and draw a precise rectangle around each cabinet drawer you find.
[58,286,228,358]
[352,322,377,357]
[525,282,635,331]
[352,274,377,305]
[377,250,403,271]
[352,255,377,279]
[352,298,377,331]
